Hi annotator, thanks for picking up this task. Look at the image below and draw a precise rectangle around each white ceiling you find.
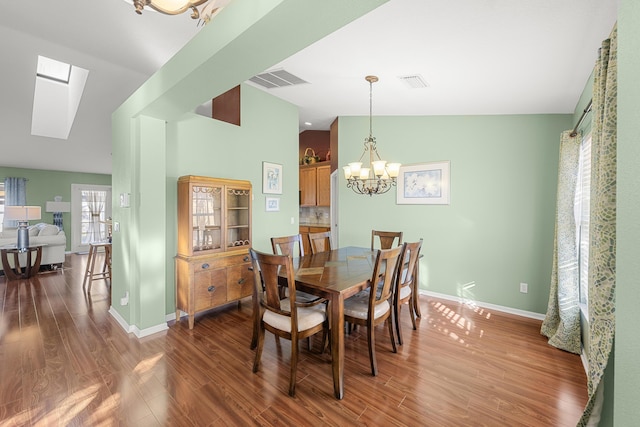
[0,0,617,175]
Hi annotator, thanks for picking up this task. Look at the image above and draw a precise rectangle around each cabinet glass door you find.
[192,185,222,252]
[226,187,250,248]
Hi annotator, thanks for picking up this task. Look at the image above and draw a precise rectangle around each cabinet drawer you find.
[226,263,254,301]
[194,268,227,311]
[198,252,250,270]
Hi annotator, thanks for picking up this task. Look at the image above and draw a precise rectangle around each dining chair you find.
[343,245,403,376]
[271,234,305,257]
[371,230,403,250]
[308,231,332,254]
[271,234,318,302]
[394,239,423,345]
[249,248,328,397]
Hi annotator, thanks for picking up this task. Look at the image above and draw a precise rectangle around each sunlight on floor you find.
[429,300,492,345]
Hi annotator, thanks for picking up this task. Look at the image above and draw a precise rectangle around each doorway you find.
[71,184,112,253]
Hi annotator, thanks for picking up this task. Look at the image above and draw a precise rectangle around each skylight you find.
[36,56,71,84]
[31,55,89,140]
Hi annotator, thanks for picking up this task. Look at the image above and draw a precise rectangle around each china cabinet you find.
[175,176,253,329]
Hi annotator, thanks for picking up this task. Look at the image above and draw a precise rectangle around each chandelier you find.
[343,76,401,196]
[132,0,229,24]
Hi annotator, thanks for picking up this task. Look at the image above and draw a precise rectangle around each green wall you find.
[337,114,571,314]
[164,84,299,313]
[110,0,388,331]
[613,2,638,425]
[0,167,111,251]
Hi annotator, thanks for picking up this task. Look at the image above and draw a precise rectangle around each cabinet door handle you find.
[237,278,245,285]
[201,263,209,269]
[243,256,249,262]
[207,286,215,292]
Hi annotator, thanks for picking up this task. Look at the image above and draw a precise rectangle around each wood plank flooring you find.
[0,253,587,426]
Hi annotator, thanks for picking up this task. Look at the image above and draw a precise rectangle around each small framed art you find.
[262,162,283,194]
[265,197,280,212]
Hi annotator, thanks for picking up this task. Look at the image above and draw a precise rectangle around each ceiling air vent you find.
[249,69,308,89]
[398,74,429,89]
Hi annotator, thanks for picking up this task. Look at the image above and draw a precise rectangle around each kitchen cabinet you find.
[175,176,253,329]
[299,162,331,206]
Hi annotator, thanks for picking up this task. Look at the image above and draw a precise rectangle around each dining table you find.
[285,246,382,399]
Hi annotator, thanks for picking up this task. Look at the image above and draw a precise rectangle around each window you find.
[81,189,108,244]
[575,133,591,306]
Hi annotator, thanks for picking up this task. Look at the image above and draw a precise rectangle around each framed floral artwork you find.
[396,161,450,205]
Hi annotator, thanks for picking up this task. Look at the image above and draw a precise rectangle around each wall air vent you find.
[398,74,429,89]
[249,69,308,89]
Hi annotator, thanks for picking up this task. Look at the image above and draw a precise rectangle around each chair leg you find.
[367,323,377,376]
[321,323,329,354]
[387,317,397,354]
[253,325,265,373]
[394,301,403,345]
[289,337,299,397]
[408,298,417,330]
[250,307,260,350]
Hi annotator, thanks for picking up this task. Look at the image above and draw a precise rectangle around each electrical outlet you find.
[120,291,129,306]
[520,282,528,294]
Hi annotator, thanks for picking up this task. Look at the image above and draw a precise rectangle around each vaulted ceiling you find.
[0,0,617,174]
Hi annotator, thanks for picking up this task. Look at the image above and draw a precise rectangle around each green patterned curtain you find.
[541,130,581,354]
[578,23,617,426]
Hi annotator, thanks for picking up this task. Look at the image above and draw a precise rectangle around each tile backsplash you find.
[300,206,330,226]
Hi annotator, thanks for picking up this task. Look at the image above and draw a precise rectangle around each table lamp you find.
[45,197,71,230]
[4,205,41,250]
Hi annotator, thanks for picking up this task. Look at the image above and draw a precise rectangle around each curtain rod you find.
[570,99,593,137]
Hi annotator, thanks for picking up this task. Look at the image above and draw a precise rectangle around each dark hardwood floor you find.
[0,253,587,426]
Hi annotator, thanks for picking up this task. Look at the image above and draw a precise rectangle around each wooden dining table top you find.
[290,246,378,298]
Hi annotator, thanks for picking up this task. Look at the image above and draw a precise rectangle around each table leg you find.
[330,294,344,399]
[25,250,33,278]
[31,246,43,277]
[1,250,19,281]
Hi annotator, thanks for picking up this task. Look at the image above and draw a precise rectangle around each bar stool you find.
[82,242,112,294]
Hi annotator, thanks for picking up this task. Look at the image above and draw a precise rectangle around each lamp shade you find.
[4,206,41,221]
[45,201,71,213]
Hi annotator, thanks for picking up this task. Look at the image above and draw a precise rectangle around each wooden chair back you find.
[308,231,332,254]
[394,239,423,344]
[371,230,403,250]
[271,234,305,257]
[369,246,404,311]
[250,248,297,319]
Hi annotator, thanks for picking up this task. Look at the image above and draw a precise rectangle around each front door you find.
[71,184,112,253]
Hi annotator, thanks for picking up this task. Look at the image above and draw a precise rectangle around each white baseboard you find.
[109,306,169,338]
[419,290,546,321]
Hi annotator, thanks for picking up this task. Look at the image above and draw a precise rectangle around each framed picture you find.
[262,162,283,194]
[397,161,450,205]
[265,197,280,212]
